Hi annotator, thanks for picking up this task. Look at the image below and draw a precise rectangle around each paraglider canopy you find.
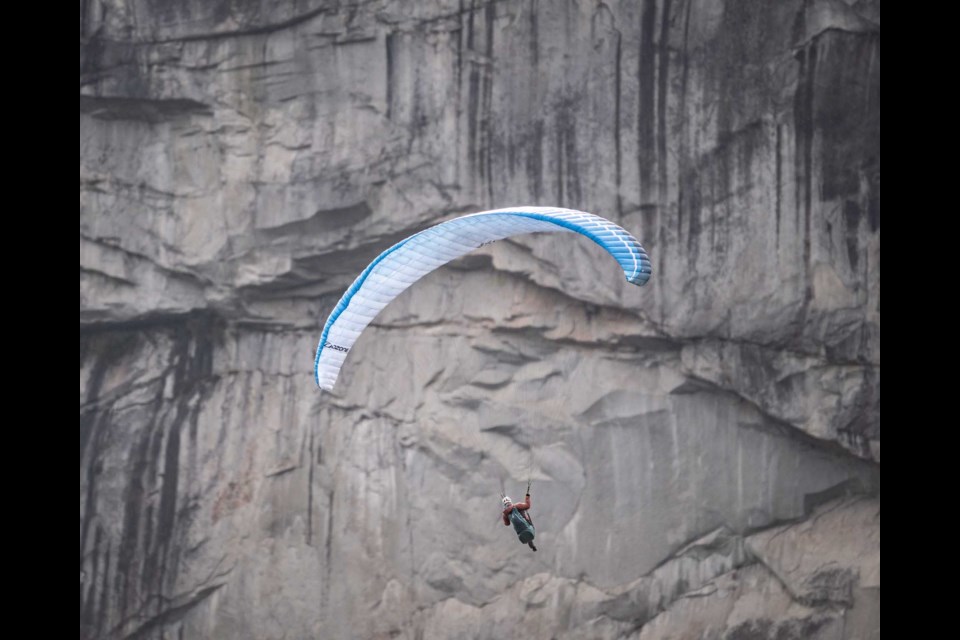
[314,206,652,390]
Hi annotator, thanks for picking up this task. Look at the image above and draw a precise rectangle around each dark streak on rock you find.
[527,119,544,202]
[80,527,101,637]
[80,311,207,336]
[637,0,657,201]
[80,96,212,123]
[122,584,224,640]
[385,33,396,121]
[97,544,111,638]
[307,427,316,545]
[815,32,881,205]
[561,103,581,207]
[676,0,692,242]
[683,166,701,262]
[125,6,333,45]
[657,0,672,198]
[844,199,860,271]
[484,1,496,206]
[466,0,479,182]
[81,313,222,635]
[157,407,182,568]
[525,1,542,201]
[80,0,90,39]
[801,478,871,515]
[794,43,817,342]
[118,424,151,621]
[775,124,782,247]
[79,34,122,89]
[866,157,880,233]
[529,0,539,69]
[554,111,563,206]
[80,328,150,628]
[323,487,336,608]
[80,333,137,461]
[614,29,623,216]
[143,504,157,592]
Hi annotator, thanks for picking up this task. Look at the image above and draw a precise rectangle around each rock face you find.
[80,1,880,639]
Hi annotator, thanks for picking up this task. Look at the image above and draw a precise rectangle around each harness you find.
[507,506,535,544]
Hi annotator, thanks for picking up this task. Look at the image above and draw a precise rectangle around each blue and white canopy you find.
[314,206,652,389]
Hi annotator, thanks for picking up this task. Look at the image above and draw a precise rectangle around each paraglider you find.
[502,481,537,551]
[314,206,652,390]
